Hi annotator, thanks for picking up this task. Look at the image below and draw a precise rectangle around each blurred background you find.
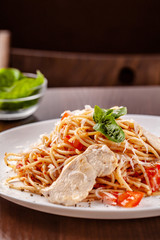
[1,0,160,87]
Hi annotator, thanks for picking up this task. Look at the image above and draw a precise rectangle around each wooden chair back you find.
[11,48,160,87]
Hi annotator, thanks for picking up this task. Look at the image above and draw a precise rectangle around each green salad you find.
[0,68,45,111]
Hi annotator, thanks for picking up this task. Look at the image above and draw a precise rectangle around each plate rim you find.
[1,113,160,219]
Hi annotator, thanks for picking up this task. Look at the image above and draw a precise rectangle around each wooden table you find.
[1,86,160,240]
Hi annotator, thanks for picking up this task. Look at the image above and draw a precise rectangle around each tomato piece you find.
[61,112,70,121]
[16,163,23,169]
[64,135,71,143]
[72,139,83,151]
[64,135,84,151]
[146,164,160,192]
[117,191,144,208]
[99,192,118,206]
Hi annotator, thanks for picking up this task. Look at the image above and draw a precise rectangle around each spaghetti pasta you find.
[4,105,160,207]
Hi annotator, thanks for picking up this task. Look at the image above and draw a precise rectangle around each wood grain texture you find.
[1,86,160,240]
[11,48,160,87]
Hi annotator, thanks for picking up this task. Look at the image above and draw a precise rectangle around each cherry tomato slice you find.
[64,135,84,151]
[117,191,144,208]
[146,164,160,192]
[61,112,70,121]
[99,192,118,206]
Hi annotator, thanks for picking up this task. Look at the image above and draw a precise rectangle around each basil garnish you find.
[93,105,127,143]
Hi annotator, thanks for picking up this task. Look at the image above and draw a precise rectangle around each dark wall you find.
[1,0,160,53]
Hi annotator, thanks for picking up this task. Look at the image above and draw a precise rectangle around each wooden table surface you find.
[1,86,160,240]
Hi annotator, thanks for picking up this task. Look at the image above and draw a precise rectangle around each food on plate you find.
[0,68,45,110]
[4,105,160,207]
[42,144,117,205]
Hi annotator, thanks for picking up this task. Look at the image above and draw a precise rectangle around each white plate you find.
[1,114,160,219]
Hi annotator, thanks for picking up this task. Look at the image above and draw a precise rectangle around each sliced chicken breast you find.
[41,144,117,206]
[132,120,160,155]
[142,128,160,155]
[83,144,117,177]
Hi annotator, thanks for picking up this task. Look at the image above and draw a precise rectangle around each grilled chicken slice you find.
[83,144,117,177]
[133,120,160,155]
[142,128,160,155]
[41,144,117,206]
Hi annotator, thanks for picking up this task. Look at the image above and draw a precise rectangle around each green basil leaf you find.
[111,107,127,119]
[93,105,113,123]
[0,68,21,91]
[93,105,105,123]
[93,105,127,143]
[93,116,125,143]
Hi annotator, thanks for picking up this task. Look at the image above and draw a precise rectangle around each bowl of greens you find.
[0,68,47,120]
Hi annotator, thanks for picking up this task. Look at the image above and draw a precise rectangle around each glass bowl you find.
[0,73,47,120]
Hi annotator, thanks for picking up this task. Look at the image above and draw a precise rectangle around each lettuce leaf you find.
[0,71,44,99]
[0,68,22,91]
[0,69,45,111]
